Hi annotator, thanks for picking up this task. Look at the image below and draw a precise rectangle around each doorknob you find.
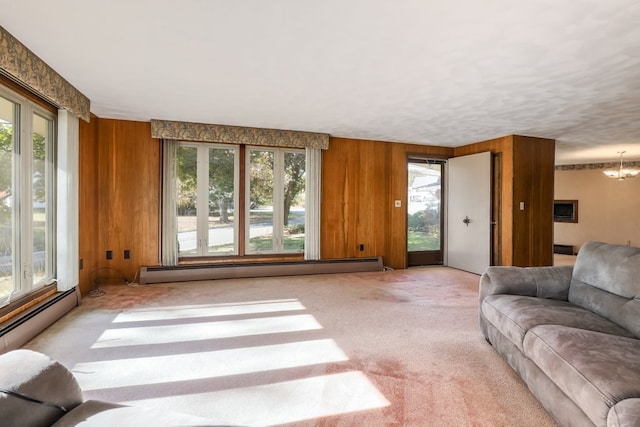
[463,216,471,226]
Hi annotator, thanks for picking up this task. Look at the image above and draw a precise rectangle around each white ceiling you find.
[2,0,640,164]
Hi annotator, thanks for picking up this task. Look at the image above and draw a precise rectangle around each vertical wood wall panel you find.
[96,119,160,282]
[512,135,555,266]
[321,138,389,259]
[78,115,99,295]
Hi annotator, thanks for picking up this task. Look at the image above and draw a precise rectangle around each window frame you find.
[176,141,240,258]
[245,146,306,255]
[171,142,308,262]
[0,84,57,307]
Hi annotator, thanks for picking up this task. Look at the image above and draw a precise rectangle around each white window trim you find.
[177,142,240,257]
[161,143,320,263]
[245,146,306,255]
[0,86,64,306]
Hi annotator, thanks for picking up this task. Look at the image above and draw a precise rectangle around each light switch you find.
[519,201,525,210]
[394,200,401,208]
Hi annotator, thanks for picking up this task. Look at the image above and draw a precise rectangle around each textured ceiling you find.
[2,0,640,164]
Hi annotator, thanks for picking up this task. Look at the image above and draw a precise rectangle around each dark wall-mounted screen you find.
[554,200,578,223]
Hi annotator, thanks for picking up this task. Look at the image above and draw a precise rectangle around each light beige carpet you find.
[24,267,556,426]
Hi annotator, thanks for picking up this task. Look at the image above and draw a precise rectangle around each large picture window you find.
[0,89,56,306]
[171,142,308,260]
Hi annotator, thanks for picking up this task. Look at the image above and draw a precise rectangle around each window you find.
[247,147,305,254]
[173,143,306,259]
[176,143,239,256]
[0,88,56,306]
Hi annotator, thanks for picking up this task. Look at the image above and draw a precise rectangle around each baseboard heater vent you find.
[0,288,80,354]
[140,257,384,285]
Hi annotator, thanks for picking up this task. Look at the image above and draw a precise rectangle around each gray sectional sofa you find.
[0,349,223,426]
[479,241,640,426]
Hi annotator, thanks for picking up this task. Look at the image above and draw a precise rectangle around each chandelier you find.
[602,151,640,180]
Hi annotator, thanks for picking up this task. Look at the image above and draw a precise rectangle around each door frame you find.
[407,157,445,267]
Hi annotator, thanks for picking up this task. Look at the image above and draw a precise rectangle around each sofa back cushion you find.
[569,241,640,338]
[0,349,83,427]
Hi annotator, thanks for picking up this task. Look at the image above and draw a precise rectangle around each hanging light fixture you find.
[603,151,640,180]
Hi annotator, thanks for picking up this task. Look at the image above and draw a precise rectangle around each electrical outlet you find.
[106,250,113,260]
[124,249,131,259]
[359,244,365,251]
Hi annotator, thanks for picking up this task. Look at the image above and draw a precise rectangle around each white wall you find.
[554,168,640,252]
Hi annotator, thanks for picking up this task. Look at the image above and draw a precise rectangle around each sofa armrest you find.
[479,265,573,303]
[608,398,640,427]
[52,400,223,427]
[0,349,84,427]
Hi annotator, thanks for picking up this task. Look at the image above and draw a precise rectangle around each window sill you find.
[178,253,304,266]
[0,284,57,325]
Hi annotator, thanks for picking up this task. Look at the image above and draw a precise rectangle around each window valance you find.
[0,25,90,122]
[151,119,329,150]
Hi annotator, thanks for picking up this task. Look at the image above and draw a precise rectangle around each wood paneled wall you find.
[511,135,555,266]
[77,123,553,291]
[78,115,99,295]
[321,138,390,260]
[96,120,161,282]
[321,137,452,269]
[453,135,555,266]
[78,118,160,293]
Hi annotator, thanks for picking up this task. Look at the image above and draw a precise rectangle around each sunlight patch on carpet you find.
[122,371,390,426]
[92,314,321,348]
[74,339,348,391]
[112,299,306,323]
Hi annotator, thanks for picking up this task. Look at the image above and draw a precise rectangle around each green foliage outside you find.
[247,210,305,252]
[407,209,441,251]
[176,146,306,226]
[176,146,236,223]
[0,120,49,295]
[1,124,48,248]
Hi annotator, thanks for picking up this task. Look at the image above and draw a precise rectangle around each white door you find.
[446,152,492,274]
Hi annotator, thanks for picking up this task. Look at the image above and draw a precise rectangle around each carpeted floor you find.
[24,267,556,426]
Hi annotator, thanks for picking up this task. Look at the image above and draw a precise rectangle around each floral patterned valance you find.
[0,25,90,122]
[151,119,330,150]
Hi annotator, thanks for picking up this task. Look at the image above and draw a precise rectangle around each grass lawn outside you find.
[407,231,440,251]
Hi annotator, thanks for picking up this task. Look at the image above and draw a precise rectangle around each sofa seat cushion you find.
[482,295,634,351]
[51,400,220,427]
[524,325,640,426]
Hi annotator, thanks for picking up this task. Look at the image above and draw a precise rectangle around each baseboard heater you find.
[554,244,574,255]
[0,288,80,354]
[139,257,384,285]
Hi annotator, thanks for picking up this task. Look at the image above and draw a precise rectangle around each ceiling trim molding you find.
[0,25,90,122]
[151,119,330,150]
